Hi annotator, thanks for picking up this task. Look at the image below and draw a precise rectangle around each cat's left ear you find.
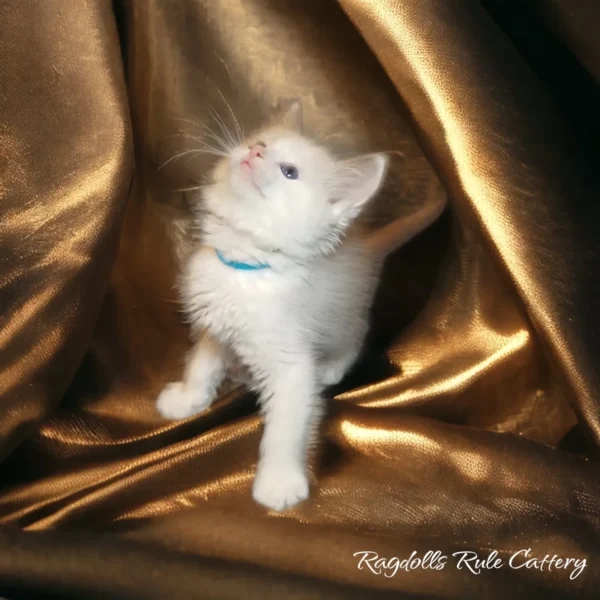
[330,153,388,219]
[279,99,303,132]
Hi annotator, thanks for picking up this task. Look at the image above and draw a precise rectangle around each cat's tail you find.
[366,183,447,258]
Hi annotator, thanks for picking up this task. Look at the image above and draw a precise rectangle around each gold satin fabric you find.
[1,1,599,598]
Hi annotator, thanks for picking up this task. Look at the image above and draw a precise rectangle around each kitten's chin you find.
[229,168,264,199]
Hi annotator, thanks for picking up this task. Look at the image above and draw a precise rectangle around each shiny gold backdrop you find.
[0,1,599,598]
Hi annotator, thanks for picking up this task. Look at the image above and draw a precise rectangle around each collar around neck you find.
[215,249,271,271]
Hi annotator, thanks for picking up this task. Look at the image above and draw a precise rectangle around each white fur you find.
[157,106,443,510]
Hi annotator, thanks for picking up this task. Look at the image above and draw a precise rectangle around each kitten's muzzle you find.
[241,144,265,170]
[248,143,265,160]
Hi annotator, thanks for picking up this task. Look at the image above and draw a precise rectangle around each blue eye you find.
[280,164,299,180]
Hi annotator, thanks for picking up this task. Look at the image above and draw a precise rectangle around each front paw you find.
[318,362,348,387]
[252,464,309,511]
[156,382,211,420]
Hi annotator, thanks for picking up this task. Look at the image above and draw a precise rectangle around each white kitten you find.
[157,102,445,511]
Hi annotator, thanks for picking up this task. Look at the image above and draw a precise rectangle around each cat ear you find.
[279,99,303,132]
[330,153,388,219]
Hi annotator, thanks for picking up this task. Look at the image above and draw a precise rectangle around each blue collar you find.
[215,249,271,271]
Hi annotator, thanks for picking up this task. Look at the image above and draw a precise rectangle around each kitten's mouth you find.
[239,159,255,179]
[236,159,264,195]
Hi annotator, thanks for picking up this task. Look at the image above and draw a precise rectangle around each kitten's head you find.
[201,101,387,259]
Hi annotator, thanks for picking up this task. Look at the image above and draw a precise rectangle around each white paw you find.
[156,382,211,420]
[252,465,309,511]
[318,362,348,387]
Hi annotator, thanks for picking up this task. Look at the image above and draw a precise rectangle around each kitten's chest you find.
[181,248,292,339]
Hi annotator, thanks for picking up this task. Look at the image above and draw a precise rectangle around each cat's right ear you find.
[279,99,303,132]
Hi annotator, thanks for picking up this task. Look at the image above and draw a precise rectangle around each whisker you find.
[208,104,237,151]
[216,55,232,82]
[213,85,243,145]
[157,148,226,171]
[175,184,207,192]
[386,150,406,158]
[170,132,228,157]
[172,116,205,128]
[190,65,243,146]
[171,116,231,153]
[200,126,232,153]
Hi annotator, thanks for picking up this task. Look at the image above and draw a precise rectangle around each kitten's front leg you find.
[251,353,321,511]
[157,331,225,420]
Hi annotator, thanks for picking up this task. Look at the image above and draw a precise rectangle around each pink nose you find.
[249,144,265,159]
